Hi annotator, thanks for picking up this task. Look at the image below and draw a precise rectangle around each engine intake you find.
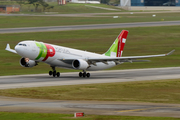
[72,59,89,70]
[20,58,37,67]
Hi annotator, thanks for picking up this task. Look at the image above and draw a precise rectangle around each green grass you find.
[0,16,122,28]
[0,112,177,120]
[98,12,180,22]
[1,79,180,103]
[1,12,180,28]
[1,26,180,76]
[0,112,72,120]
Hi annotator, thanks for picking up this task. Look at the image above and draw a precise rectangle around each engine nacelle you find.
[20,58,37,67]
[72,59,89,70]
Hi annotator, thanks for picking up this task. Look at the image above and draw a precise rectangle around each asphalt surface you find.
[1,67,180,89]
[1,67,180,117]
[1,21,180,33]
[1,11,180,17]
[0,96,180,118]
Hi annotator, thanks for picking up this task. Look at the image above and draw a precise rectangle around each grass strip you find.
[0,79,180,103]
[0,12,180,28]
[0,112,177,120]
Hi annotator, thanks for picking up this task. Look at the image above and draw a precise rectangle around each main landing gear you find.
[49,66,60,77]
[79,71,90,78]
[49,67,90,78]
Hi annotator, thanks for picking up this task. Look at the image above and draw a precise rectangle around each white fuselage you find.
[15,41,117,71]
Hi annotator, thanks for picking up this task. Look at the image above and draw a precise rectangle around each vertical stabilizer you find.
[104,30,128,57]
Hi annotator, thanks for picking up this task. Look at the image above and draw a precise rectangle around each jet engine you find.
[20,58,37,67]
[72,59,89,70]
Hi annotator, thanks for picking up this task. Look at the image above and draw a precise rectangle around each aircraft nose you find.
[15,45,20,52]
[15,45,24,55]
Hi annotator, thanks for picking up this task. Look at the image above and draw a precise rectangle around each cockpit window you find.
[18,43,27,46]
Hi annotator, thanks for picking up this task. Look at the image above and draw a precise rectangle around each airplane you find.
[5,30,174,78]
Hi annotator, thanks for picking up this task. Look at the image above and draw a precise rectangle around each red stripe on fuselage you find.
[42,44,55,61]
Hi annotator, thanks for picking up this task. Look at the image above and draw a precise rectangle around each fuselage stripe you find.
[35,43,46,60]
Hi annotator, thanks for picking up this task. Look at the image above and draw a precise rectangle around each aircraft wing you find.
[5,44,17,54]
[87,50,175,64]
[90,50,175,61]
[59,50,175,65]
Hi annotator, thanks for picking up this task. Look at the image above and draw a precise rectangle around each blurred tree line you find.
[0,0,54,12]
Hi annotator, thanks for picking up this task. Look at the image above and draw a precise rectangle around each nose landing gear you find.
[49,66,60,77]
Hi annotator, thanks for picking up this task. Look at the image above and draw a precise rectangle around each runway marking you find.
[116,107,162,112]
[116,106,180,113]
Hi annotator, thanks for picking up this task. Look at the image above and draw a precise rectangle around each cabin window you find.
[18,43,27,46]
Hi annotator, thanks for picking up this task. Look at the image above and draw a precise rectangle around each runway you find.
[0,96,180,118]
[1,67,180,117]
[1,21,180,33]
[0,11,180,17]
[1,67,180,89]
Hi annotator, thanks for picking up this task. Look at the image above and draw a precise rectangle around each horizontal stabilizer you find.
[5,44,17,54]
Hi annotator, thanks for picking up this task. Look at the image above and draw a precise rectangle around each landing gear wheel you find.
[49,71,53,76]
[79,72,83,77]
[49,66,61,77]
[79,71,91,78]
[57,72,60,77]
[86,73,90,78]
[53,71,56,77]
[83,72,86,78]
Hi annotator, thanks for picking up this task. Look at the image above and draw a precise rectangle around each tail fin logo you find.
[117,36,127,57]
[104,30,128,57]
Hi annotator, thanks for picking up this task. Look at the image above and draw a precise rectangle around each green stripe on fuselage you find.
[35,42,47,60]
